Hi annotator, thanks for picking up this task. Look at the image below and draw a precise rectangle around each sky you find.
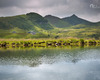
[0,0,100,22]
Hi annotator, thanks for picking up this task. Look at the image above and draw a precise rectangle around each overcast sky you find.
[0,0,100,22]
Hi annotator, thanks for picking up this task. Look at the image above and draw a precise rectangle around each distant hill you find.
[44,15,70,28]
[0,12,100,39]
[62,14,93,25]
[0,12,53,30]
[44,14,100,29]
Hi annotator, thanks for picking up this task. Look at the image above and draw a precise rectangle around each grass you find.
[0,38,100,48]
[0,12,100,39]
[0,24,100,39]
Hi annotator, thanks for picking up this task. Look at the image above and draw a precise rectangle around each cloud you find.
[0,0,67,8]
[0,0,100,22]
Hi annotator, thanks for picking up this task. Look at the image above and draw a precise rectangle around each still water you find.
[0,46,100,80]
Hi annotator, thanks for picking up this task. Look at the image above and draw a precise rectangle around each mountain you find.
[0,12,53,30]
[44,14,100,29]
[0,12,100,39]
[44,15,70,28]
[62,14,93,25]
[26,13,53,30]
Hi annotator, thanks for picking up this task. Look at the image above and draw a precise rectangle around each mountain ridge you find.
[0,12,100,39]
[44,15,71,28]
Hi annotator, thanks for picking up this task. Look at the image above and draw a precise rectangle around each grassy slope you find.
[0,13,100,39]
[0,12,54,39]
[0,25,100,39]
[62,14,93,25]
[44,15,71,28]
[0,12,53,30]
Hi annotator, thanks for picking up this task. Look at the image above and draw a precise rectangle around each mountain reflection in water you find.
[0,46,100,80]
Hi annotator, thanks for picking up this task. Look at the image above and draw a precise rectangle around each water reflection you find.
[0,44,99,50]
[0,46,100,66]
[0,46,100,80]
[0,60,100,80]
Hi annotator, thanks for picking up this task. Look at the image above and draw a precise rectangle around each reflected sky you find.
[0,60,100,80]
[0,47,100,80]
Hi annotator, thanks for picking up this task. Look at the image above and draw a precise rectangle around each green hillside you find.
[0,12,53,30]
[0,12,100,39]
[62,14,93,25]
[44,15,70,28]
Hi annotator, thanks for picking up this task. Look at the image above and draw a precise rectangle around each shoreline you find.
[0,38,100,48]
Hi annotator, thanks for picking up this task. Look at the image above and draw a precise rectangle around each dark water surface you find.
[0,46,100,80]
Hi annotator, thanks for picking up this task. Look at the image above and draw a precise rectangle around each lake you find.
[0,46,100,80]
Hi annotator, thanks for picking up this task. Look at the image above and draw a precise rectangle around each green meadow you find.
[0,26,100,39]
